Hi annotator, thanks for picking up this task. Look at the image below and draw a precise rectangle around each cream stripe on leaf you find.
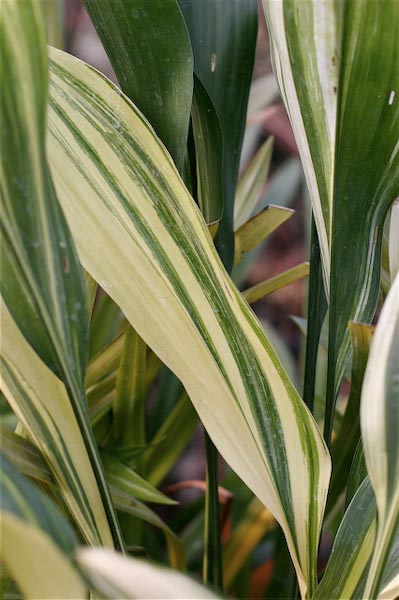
[47,47,331,599]
[0,303,113,548]
[361,273,399,599]
[262,0,399,443]
[0,0,123,549]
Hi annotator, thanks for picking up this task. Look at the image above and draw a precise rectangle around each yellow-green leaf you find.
[47,47,331,598]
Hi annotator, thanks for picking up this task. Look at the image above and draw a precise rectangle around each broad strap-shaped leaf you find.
[0,0,123,549]
[1,513,86,600]
[47,47,331,598]
[361,273,399,599]
[262,0,399,442]
[1,455,77,554]
[0,0,87,397]
[77,547,218,599]
[178,0,259,268]
[314,475,399,600]
[83,0,193,172]
[313,477,376,600]
[0,303,114,547]
[1,457,86,599]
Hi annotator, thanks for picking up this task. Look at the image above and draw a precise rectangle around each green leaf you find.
[242,262,309,304]
[77,547,219,599]
[1,512,86,600]
[234,205,294,265]
[1,456,86,599]
[313,477,376,600]
[0,0,123,550]
[361,274,399,599]
[111,325,146,454]
[146,391,199,487]
[86,328,126,388]
[345,439,367,509]
[0,425,53,485]
[102,453,176,506]
[314,475,399,600]
[191,75,224,223]
[47,47,331,598]
[111,487,184,569]
[234,137,274,230]
[83,0,193,172]
[389,199,399,283]
[262,0,399,444]
[1,303,114,547]
[0,0,87,393]
[327,322,374,513]
[178,0,259,268]
[1,454,77,553]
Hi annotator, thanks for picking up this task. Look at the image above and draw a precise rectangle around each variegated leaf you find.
[262,0,399,442]
[47,47,331,598]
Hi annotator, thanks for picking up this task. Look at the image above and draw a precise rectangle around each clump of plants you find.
[1,1,398,599]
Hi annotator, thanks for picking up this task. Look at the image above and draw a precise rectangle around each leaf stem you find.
[203,432,223,592]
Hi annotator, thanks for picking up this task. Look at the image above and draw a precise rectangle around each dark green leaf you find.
[83,0,193,171]
[178,0,258,268]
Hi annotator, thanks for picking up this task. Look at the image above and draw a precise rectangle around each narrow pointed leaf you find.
[234,205,294,265]
[327,322,374,513]
[262,0,399,444]
[111,487,184,569]
[47,48,331,598]
[234,137,274,230]
[389,199,399,283]
[242,263,309,305]
[111,325,146,451]
[361,274,399,599]
[223,497,275,588]
[102,454,175,506]
[178,0,258,268]
[147,392,198,487]
[0,426,53,485]
[86,328,126,388]
[191,75,224,223]
[83,0,193,172]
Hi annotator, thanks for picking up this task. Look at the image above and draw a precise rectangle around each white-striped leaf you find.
[47,47,331,598]
[0,0,123,549]
[1,458,86,600]
[1,513,87,600]
[0,303,114,548]
[361,273,399,599]
[262,0,399,441]
[313,476,399,600]
[77,547,218,599]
